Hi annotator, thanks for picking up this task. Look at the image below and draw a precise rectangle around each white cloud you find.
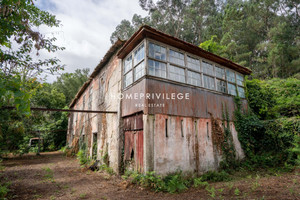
[35,0,148,82]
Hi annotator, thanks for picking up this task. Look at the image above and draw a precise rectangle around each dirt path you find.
[1,151,299,200]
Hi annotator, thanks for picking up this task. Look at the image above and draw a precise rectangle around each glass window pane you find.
[228,83,237,96]
[216,79,226,93]
[134,44,145,65]
[226,69,236,83]
[187,70,201,86]
[187,56,200,71]
[149,42,166,61]
[124,55,132,74]
[203,75,215,90]
[124,70,133,88]
[202,61,214,76]
[215,66,225,79]
[168,65,185,83]
[169,49,185,66]
[236,74,244,86]
[238,86,245,98]
[148,59,167,78]
[134,61,145,81]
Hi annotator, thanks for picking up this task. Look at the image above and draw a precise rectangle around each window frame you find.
[122,38,246,98]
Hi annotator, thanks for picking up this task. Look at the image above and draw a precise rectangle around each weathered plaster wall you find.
[143,114,244,175]
[67,54,122,172]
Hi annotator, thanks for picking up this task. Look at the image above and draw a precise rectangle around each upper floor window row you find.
[123,41,245,98]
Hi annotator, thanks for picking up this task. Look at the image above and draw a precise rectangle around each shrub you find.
[0,184,9,199]
[200,171,231,182]
[123,171,188,193]
[77,150,90,166]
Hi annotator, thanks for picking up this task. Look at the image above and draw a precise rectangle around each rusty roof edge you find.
[69,39,126,108]
[118,25,252,75]
[117,25,146,57]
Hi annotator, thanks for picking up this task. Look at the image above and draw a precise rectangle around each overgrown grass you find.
[122,170,232,194]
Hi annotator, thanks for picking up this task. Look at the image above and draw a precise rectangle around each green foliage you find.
[199,35,225,56]
[52,69,90,105]
[200,171,231,182]
[193,177,208,188]
[234,91,299,169]
[291,134,300,165]
[123,170,231,193]
[221,104,237,169]
[246,79,277,120]
[112,0,300,79]
[99,164,115,175]
[123,171,188,193]
[77,150,90,166]
[246,78,300,119]
[0,183,9,199]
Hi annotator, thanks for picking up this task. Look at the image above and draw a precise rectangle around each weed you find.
[234,188,240,196]
[226,182,234,190]
[79,193,87,199]
[71,188,76,194]
[42,167,54,182]
[77,150,91,166]
[0,183,9,199]
[193,177,208,188]
[33,194,42,199]
[251,175,261,191]
[205,186,216,198]
[50,195,56,200]
[99,164,115,175]
[123,171,188,193]
[200,170,231,182]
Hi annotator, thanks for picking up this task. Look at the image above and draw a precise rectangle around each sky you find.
[35,0,148,82]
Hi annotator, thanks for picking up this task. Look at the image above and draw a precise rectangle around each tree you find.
[0,0,65,114]
[52,68,90,105]
[111,0,300,79]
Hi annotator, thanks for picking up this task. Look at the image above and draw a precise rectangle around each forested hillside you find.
[111,0,300,79]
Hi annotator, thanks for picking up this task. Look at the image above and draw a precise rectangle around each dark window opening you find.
[181,120,184,137]
[165,118,168,137]
[130,149,134,160]
[207,122,209,139]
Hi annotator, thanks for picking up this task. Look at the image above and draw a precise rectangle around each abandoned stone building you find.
[67,25,251,175]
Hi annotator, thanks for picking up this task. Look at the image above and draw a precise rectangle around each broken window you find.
[187,56,200,72]
[149,42,166,61]
[169,49,185,66]
[168,65,185,83]
[203,75,215,90]
[202,61,214,76]
[216,79,227,93]
[187,70,201,86]
[148,59,167,78]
